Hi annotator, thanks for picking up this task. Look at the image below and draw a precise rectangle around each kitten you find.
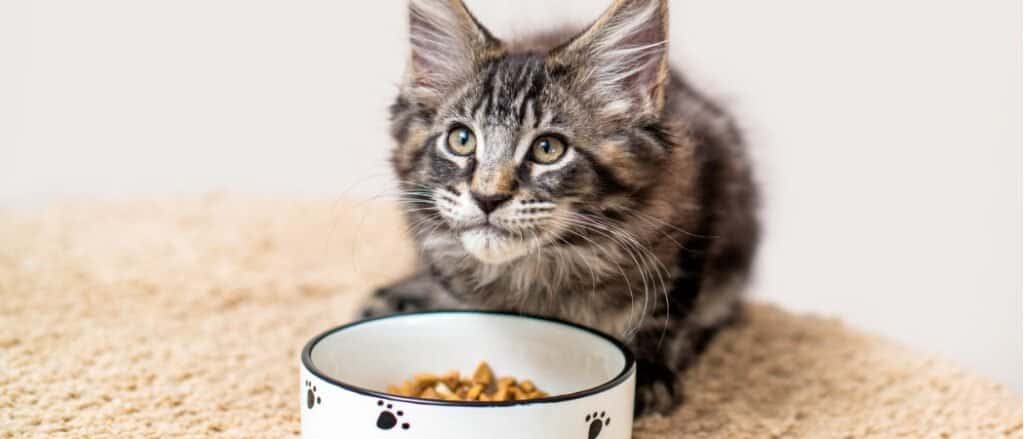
[360,0,759,416]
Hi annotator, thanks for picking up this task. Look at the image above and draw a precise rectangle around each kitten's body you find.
[361,0,758,415]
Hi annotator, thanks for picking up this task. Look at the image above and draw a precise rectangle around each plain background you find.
[1,1,1020,393]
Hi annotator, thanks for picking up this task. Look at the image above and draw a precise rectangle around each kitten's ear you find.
[549,0,669,116]
[405,0,502,103]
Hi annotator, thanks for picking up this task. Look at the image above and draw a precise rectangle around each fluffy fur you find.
[361,0,759,416]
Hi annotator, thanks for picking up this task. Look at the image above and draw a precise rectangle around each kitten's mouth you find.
[457,224,530,265]
[461,223,513,237]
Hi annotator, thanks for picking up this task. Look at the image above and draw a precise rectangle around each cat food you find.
[387,362,548,402]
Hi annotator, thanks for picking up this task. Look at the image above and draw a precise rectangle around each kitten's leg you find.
[633,356,681,416]
[359,272,460,318]
[631,321,725,416]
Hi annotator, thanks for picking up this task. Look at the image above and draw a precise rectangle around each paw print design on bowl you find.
[305,380,321,410]
[376,400,410,431]
[585,411,610,439]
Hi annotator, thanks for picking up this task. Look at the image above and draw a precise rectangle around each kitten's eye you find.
[446,125,477,156]
[529,136,567,164]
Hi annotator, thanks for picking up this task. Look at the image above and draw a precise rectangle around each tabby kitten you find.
[360,0,759,415]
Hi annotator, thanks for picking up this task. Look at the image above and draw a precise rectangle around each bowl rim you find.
[301,310,636,407]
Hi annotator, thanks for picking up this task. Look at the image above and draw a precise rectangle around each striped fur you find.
[363,0,759,416]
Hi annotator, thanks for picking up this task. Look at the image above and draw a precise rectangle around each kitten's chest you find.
[503,293,641,340]
[454,268,645,339]
[430,241,667,338]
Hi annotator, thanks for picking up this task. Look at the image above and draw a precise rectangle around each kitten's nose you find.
[471,192,512,214]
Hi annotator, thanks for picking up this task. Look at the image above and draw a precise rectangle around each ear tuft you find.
[550,0,669,116]
[406,0,501,103]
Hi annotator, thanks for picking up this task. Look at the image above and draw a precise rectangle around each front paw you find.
[634,379,679,416]
[634,360,681,416]
[359,287,431,319]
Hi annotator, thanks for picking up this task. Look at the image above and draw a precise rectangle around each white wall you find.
[1,0,1020,393]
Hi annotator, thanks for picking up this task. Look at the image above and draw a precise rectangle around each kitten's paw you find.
[633,377,680,417]
[359,287,431,319]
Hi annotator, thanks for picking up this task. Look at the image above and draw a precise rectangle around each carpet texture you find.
[1,196,1020,438]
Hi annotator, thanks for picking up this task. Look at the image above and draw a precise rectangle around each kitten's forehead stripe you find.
[470,63,499,119]
[475,55,548,130]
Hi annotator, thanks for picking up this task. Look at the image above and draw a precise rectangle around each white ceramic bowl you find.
[300,311,636,439]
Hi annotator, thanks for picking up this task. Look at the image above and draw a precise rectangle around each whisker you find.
[563,217,652,338]
[563,213,672,342]
[549,215,642,336]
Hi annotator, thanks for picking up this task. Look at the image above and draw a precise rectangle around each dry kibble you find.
[406,381,422,396]
[466,383,484,400]
[441,370,461,390]
[388,361,547,402]
[509,386,525,401]
[434,382,458,400]
[494,378,511,401]
[414,373,439,385]
[472,362,494,386]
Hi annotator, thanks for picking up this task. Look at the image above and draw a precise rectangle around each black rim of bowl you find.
[301,310,636,407]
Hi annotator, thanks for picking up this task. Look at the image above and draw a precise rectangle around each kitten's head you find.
[391,0,674,265]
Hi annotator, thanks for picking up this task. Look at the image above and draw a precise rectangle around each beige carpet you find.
[1,195,1019,438]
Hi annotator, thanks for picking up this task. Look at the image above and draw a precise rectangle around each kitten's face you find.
[419,56,604,264]
[392,0,671,265]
